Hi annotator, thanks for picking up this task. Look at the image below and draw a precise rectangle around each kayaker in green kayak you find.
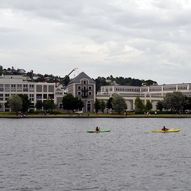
[162,126,169,131]
[96,126,100,132]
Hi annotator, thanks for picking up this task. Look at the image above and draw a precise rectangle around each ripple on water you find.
[0,118,191,191]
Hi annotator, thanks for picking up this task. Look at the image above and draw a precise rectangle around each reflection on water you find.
[0,118,191,191]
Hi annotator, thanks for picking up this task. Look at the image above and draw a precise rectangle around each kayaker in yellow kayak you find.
[162,126,169,131]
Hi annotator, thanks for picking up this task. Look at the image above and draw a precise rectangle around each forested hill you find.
[0,66,157,92]
[95,76,157,92]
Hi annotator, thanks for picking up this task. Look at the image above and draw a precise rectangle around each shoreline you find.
[1,114,191,118]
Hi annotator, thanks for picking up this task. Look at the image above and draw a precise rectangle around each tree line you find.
[134,97,153,114]
[95,76,157,92]
[94,94,127,114]
[6,94,84,114]
[135,92,191,114]
[5,91,191,115]
[7,95,55,114]
[6,93,128,114]
[156,92,191,113]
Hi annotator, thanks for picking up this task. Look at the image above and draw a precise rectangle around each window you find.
[17,84,22,92]
[43,85,47,92]
[78,91,81,95]
[178,86,187,90]
[29,94,34,102]
[89,86,92,90]
[36,85,42,92]
[48,94,54,99]
[0,84,4,91]
[48,85,54,92]
[43,94,47,99]
[11,84,16,92]
[5,84,10,92]
[29,84,34,91]
[36,94,42,99]
[23,84,28,92]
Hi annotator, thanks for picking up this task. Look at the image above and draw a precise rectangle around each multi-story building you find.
[67,72,96,112]
[0,75,56,111]
[97,83,191,111]
[2,72,190,113]
[0,72,95,113]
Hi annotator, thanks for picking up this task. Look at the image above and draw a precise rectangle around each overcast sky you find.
[0,0,191,84]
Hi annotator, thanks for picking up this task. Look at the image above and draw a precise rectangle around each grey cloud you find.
[0,0,191,84]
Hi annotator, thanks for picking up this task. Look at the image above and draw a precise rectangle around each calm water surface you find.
[0,118,191,191]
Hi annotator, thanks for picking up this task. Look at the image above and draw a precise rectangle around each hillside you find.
[0,66,157,91]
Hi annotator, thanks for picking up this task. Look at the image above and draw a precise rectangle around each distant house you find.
[17,69,26,75]
[67,72,96,112]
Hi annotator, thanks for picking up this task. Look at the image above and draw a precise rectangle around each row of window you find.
[0,84,54,92]
[77,91,92,96]
[0,94,54,101]
[101,85,190,93]
[0,84,34,88]
[115,88,140,92]
[78,86,92,90]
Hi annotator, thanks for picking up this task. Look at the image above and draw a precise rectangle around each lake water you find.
[0,118,191,191]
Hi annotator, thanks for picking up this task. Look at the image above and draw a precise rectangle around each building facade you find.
[67,72,96,112]
[1,73,191,113]
[0,75,56,111]
[97,83,191,111]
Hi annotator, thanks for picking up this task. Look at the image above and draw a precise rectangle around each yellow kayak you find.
[151,128,181,133]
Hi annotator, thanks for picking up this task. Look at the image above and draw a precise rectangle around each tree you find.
[112,94,127,114]
[106,97,113,110]
[95,77,109,92]
[100,100,106,113]
[62,94,84,111]
[0,65,3,76]
[135,97,145,113]
[43,100,55,112]
[163,92,185,113]
[19,94,31,113]
[142,80,157,86]
[184,97,191,111]
[62,94,75,111]
[62,75,70,86]
[8,95,23,113]
[74,97,84,111]
[36,100,43,110]
[94,99,101,113]
[145,100,152,112]
[156,100,163,111]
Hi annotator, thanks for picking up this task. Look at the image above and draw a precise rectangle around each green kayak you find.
[87,129,111,133]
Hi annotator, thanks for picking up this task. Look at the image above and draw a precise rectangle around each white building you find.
[0,75,57,111]
[97,83,191,111]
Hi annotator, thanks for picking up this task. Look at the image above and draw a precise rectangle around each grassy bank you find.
[1,112,191,118]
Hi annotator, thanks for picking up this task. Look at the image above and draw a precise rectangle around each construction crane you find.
[67,68,78,77]
[63,68,78,86]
